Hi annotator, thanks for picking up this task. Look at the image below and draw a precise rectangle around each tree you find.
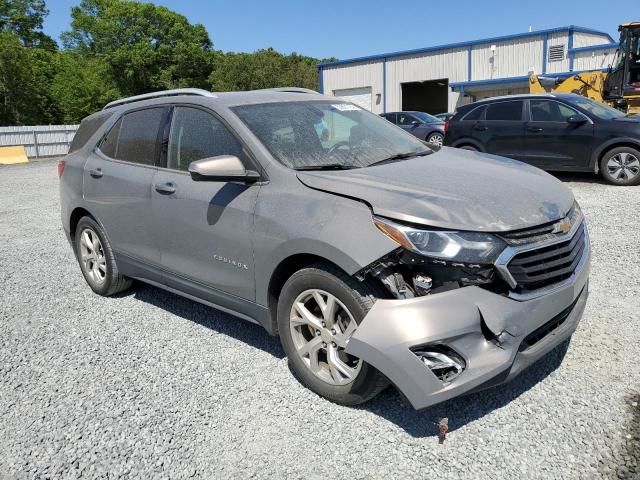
[0,0,56,49]
[0,31,59,125]
[51,52,120,123]
[62,0,213,95]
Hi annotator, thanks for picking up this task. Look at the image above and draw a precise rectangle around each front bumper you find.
[345,239,590,410]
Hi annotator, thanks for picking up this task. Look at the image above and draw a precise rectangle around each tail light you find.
[444,121,449,134]
[57,160,66,178]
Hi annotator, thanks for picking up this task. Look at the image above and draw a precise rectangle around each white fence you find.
[0,125,78,158]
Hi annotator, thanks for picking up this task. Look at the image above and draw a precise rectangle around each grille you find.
[500,205,579,246]
[507,224,586,291]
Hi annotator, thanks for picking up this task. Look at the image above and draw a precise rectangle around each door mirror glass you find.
[566,114,588,124]
[411,120,420,126]
[188,155,259,183]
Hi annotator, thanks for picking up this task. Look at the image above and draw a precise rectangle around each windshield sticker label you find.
[332,104,360,111]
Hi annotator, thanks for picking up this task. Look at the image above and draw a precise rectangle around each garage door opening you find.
[401,79,449,114]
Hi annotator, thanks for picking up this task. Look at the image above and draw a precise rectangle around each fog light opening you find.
[413,347,466,384]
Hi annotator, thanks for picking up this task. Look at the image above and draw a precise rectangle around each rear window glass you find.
[69,112,112,153]
[486,101,523,121]
[462,106,486,121]
[115,108,166,165]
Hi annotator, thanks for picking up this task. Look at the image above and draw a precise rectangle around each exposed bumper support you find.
[345,245,590,410]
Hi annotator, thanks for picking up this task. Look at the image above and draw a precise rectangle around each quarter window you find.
[167,107,246,171]
[485,101,524,121]
[462,106,486,121]
[98,118,121,158]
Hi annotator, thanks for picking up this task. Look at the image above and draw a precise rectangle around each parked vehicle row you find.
[445,93,640,186]
[60,88,590,410]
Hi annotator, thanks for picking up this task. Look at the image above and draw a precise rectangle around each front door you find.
[152,106,259,301]
[84,106,168,266]
[523,99,594,170]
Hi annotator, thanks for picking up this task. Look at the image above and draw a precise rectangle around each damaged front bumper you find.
[345,240,590,410]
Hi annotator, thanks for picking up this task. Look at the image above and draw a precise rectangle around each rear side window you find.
[98,118,121,158]
[167,107,247,171]
[116,108,166,165]
[486,101,524,121]
[461,106,486,121]
[69,112,112,153]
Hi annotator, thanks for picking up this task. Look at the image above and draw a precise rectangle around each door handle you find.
[527,126,543,133]
[154,182,176,194]
[473,125,488,131]
[88,168,103,178]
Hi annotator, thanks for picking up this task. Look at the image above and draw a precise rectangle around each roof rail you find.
[103,88,217,110]
[257,87,319,94]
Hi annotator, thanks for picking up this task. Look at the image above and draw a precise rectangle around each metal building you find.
[318,26,617,114]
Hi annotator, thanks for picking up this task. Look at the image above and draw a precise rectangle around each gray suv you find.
[60,88,590,409]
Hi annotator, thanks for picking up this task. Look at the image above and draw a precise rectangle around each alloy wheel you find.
[608,152,640,181]
[289,289,362,386]
[79,228,107,285]
[428,133,444,147]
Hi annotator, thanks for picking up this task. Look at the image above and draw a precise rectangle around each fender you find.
[589,137,640,172]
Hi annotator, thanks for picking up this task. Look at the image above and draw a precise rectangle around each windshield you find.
[412,111,442,123]
[233,101,431,169]
[565,96,626,120]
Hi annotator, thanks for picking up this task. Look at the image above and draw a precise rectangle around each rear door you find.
[472,100,526,158]
[84,106,168,266]
[523,99,594,170]
[152,106,259,301]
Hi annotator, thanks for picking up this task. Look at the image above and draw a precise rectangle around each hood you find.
[296,147,574,232]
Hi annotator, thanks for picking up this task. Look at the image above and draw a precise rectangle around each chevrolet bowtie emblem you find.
[552,217,572,235]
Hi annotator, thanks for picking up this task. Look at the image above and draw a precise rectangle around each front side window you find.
[233,101,431,170]
[167,107,246,171]
[485,101,524,121]
[530,100,580,122]
[398,113,417,125]
[99,107,166,165]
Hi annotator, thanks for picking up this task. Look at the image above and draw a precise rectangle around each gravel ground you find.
[0,160,638,479]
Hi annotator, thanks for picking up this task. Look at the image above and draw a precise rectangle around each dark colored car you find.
[380,111,445,146]
[444,93,640,186]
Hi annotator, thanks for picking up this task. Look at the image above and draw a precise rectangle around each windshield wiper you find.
[369,149,432,167]
[294,163,357,171]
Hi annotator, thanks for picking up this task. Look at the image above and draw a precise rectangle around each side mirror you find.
[411,120,420,126]
[188,155,260,183]
[566,114,588,125]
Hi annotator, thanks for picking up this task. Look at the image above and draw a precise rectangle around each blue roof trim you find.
[318,25,613,68]
[450,68,610,89]
[570,43,619,54]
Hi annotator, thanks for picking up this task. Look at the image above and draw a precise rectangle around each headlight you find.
[373,216,506,264]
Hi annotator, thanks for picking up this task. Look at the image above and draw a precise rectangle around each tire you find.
[426,132,444,147]
[459,144,478,151]
[74,216,132,296]
[277,263,388,406]
[600,146,640,186]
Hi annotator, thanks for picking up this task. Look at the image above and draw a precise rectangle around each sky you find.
[43,0,634,60]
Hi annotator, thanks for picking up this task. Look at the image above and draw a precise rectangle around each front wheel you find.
[426,132,444,147]
[277,264,388,405]
[600,147,640,186]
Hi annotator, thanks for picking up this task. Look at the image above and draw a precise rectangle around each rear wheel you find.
[426,132,444,147]
[600,146,640,186]
[75,217,132,296]
[459,144,478,151]
[277,263,388,405]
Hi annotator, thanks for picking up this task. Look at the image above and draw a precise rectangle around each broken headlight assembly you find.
[364,216,509,299]
[373,216,506,264]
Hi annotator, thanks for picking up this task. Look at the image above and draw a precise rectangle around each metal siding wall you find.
[573,50,616,71]
[322,61,384,113]
[471,36,544,80]
[573,32,614,48]
[546,32,570,73]
[0,125,78,157]
[385,48,468,112]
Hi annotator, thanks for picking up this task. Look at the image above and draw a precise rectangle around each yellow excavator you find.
[529,22,640,114]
